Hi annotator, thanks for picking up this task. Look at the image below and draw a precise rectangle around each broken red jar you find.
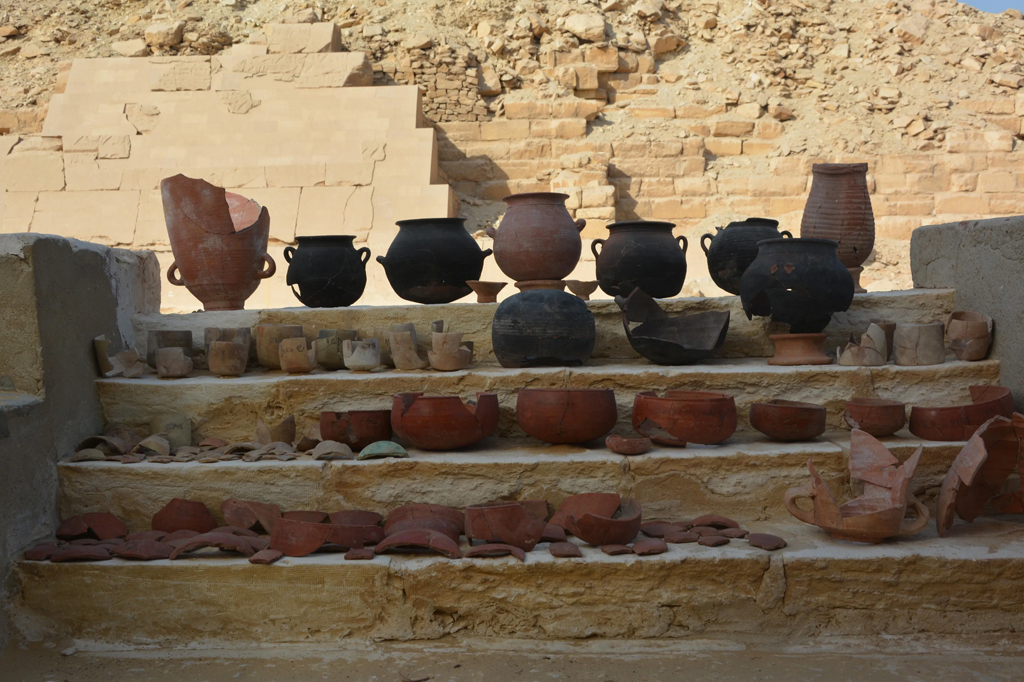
[632,390,737,446]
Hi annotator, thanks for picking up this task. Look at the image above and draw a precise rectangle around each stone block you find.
[673,177,716,196]
[612,140,650,158]
[551,99,602,120]
[582,185,616,208]
[769,196,806,214]
[212,53,371,90]
[564,14,607,42]
[1,152,64,191]
[443,159,494,182]
[132,190,169,248]
[63,154,124,191]
[0,191,37,233]
[153,61,211,91]
[756,119,784,139]
[437,122,481,141]
[64,135,131,159]
[742,141,774,155]
[267,23,341,54]
[530,119,587,139]
[573,65,599,91]
[296,186,373,239]
[712,120,755,137]
[705,138,743,156]
[504,100,553,119]
[509,139,550,161]
[675,104,726,119]
[575,207,615,220]
[650,198,705,220]
[265,164,326,188]
[630,106,675,119]
[583,45,619,72]
[638,178,674,198]
[977,170,1017,193]
[480,120,531,140]
[934,193,990,214]
[31,191,139,246]
[145,21,186,48]
[748,177,807,198]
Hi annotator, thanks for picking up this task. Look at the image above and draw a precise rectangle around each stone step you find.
[133,289,956,364]
[95,357,999,442]
[56,433,961,528]
[14,516,1024,644]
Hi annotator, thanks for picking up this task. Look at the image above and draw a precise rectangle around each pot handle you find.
[376,255,387,266]
[480,247,493,262]
[780,230,793,238]
[700,233,714,255]
[677,235,688,254]
[283,246,295,263]
[256,253,276,279]
[899,493,930,536]
[166,261,184,287]
[574,218,587,233]
[357,247,371,264]
[590,238,604,259]
[783,485,816,525]
[484,225,497,239]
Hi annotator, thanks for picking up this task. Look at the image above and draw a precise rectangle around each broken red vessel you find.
[465,502,547,551]
[909,385,1015,441]
[632,390,737,446]
[320,410,393,452]
[152,498,218,534]
[391,392,499,450]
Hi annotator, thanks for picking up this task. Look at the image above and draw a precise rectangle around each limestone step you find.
[95,357,1000,442]
[56,433,961,528]
[132,289,957,364]
[14,516,1024,644]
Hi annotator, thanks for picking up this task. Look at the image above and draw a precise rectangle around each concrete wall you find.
[911,215,1024,410]
[0,234,157,647]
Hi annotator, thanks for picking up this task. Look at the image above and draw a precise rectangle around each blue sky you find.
[963,0,1023,12]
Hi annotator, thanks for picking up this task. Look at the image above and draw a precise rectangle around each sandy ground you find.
[5,639,1024,682]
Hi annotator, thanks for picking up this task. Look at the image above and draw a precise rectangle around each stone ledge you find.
[14,518,1024,644]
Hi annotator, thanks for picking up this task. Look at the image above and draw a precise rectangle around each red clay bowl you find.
[391,392,499,450]
[844,398,906,437]
[909,385,1014,441]
[749,400,827,442]
[516,388,618,444]
[632,390,737,446]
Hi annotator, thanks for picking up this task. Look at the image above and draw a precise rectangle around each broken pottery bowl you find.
[314,329,358,370]
[390,329,429,370]
[515,388,618,444]
[465,543,527,561]
[565,280,599,301]
[356,440,409,460]
[428,331,474,372]
[152,498,218,534]
[255,324,304,370]
[893,322,946,366]
[564,497,643,546]
[374,529,463,559]
[343,338,381,371]
[750,400,827,442]
[550,493,622,531]
[278,336,315,374]
[155,347,193,378]
[208,341,248,376]
[268,517,331,557]
[632,390,737,446]
[837,323,888,367]
[785,430,928,543]
[391,392,499,450]
[909,385,1015,441]
[947,311,994,362]
[465,502,547,551]
[146,330,193,368]
[384,504,464,542]
[168,531,256,559]
[616,288,729,365]
[844,398,906,437]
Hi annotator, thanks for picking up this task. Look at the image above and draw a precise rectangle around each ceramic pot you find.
[465,502,548,551]
[592,220,688,298]
[800,163,874,291]
[740,237,854,334]
[515,388,618,444]
[343,338,381,371]
[284,236,369,308]
[563,497,642,546]
[255,324,304,370]
[314,329,358,370]
[391,392,499,450]
[749,400,827,442]
[161,175,276,311]
[947,311,993,361]
[632,391,737,446]
[152,498,217,534]
[768,333,832,366]
[485,192,585,282]
[377,218,491,304]
[844,398,906,437]
[909,385,1015,441]
[617,288,729,365]
[893,322,945,366]
[700,218,792,295]
[467,280,506,303]
[320,410,393,452]
[605,435,653,455]
[492,289,595,367]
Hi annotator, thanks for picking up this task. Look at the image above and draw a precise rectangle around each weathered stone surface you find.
[564,15,606,42]
[266,23,341,54]
[145,21,186,48]
[112,39,150,57]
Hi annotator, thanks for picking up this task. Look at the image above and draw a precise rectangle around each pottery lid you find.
[395,217,467,228]
[607,220,677,231]
[755,237,839,248]
[811,162,869,174]
[294,235,357,243]
[501,192,569,204]
[723,217,779,229]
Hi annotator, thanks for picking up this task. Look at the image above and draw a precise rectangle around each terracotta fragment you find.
[111,540,173,560]
[125,530,167,542]
[254,415,296,446]
[672,520,694,530]
[320,410,393,452]
[689,526,722,536]
[640,522,676,538]
[146,330,194,368]
[516,388,618,444]
[616,288,730,365]
[720,528,750,539]
[519,499,551,521]
[162,529,200,543]
[540,523,566,543]
[246,536,271,552]
[329,510,383,527]
[391,392,499,450]
[837,323,888,366]
[384,504,465,542]
[947,311,994,362]
[222,499,281,534]
[690,514,739,529]
[69,538,102,546]
[893,322,946,366]
[345,548,375,560]
[249,549,284,565]
[746,533,787,551]
[909,386,1015,442]
[632,538,668,555]
[24,543,60,561]
[549,541,583,558]
[564,497,642,546]
[343,338,381,371]
[601,544,633,555]
[79,512,129,540]
[76,434,131,456]
[785,430,929,543]
[749,400,827,442]
[465,502,547,551]
[168,532,257,559]
[844,398,907,438]
[768,333,832,366]
[357,440,409,460]
[211,525,259,538]
[605,434,653,456]
[50,546,112,562]
[465,543,527,561]
[550,493,622,531]
[70,449,106,462]
[314,329,359,371]
[255,324,304,370]
[374,529,463,559]
[390,330,429,370]
[663,529,699,543]
[428,331,474,372]
[282,511,328,523]
[152,498,218,534]
[697,535,730,547]
[466,280,506,303]
[269,518,332,557]
[155,347,193,378]
[632,390,737,446]
[565,280,599,301]
[278,337,315,374]
[56,516,90,540]
[310,440,354,460]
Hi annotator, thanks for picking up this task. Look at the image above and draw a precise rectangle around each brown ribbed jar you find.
[799,163,875,269]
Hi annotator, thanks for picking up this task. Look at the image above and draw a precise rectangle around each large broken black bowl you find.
[616,289,729,365]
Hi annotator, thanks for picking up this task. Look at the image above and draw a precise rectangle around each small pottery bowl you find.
[843,398,906,437]
[565,280,599,301]
[320,410,393,451]
[909,385,1015,441]
[563,497,643,546]
[632,390,737,446]
[391,393,499,450]
[516,388,618,444]
[946,311,993,362]
[749,400,827,442]
[605,434,653,456]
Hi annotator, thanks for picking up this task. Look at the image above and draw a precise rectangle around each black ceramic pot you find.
[740,238,854,334]
[592,220,687,298]
[492,290,595,367]
[700,218,792,295]
[284,236,369,308]
[377,218,491,304]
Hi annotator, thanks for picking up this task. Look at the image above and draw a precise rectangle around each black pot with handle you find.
[284,235,370,308]
[700,218,791,295]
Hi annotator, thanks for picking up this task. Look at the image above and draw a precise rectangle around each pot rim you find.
[845,398,906,408]
[637,390,734,403]
[753,399,826,413]
[323,409,392,416]
[755,237,839,248]
[294,235,358,243]
[606,220,677,231]
[395,217,467,228]
[502,191,569,204]
[811,162,869,174]
[723,217,780,228]
[519,388,615,395]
